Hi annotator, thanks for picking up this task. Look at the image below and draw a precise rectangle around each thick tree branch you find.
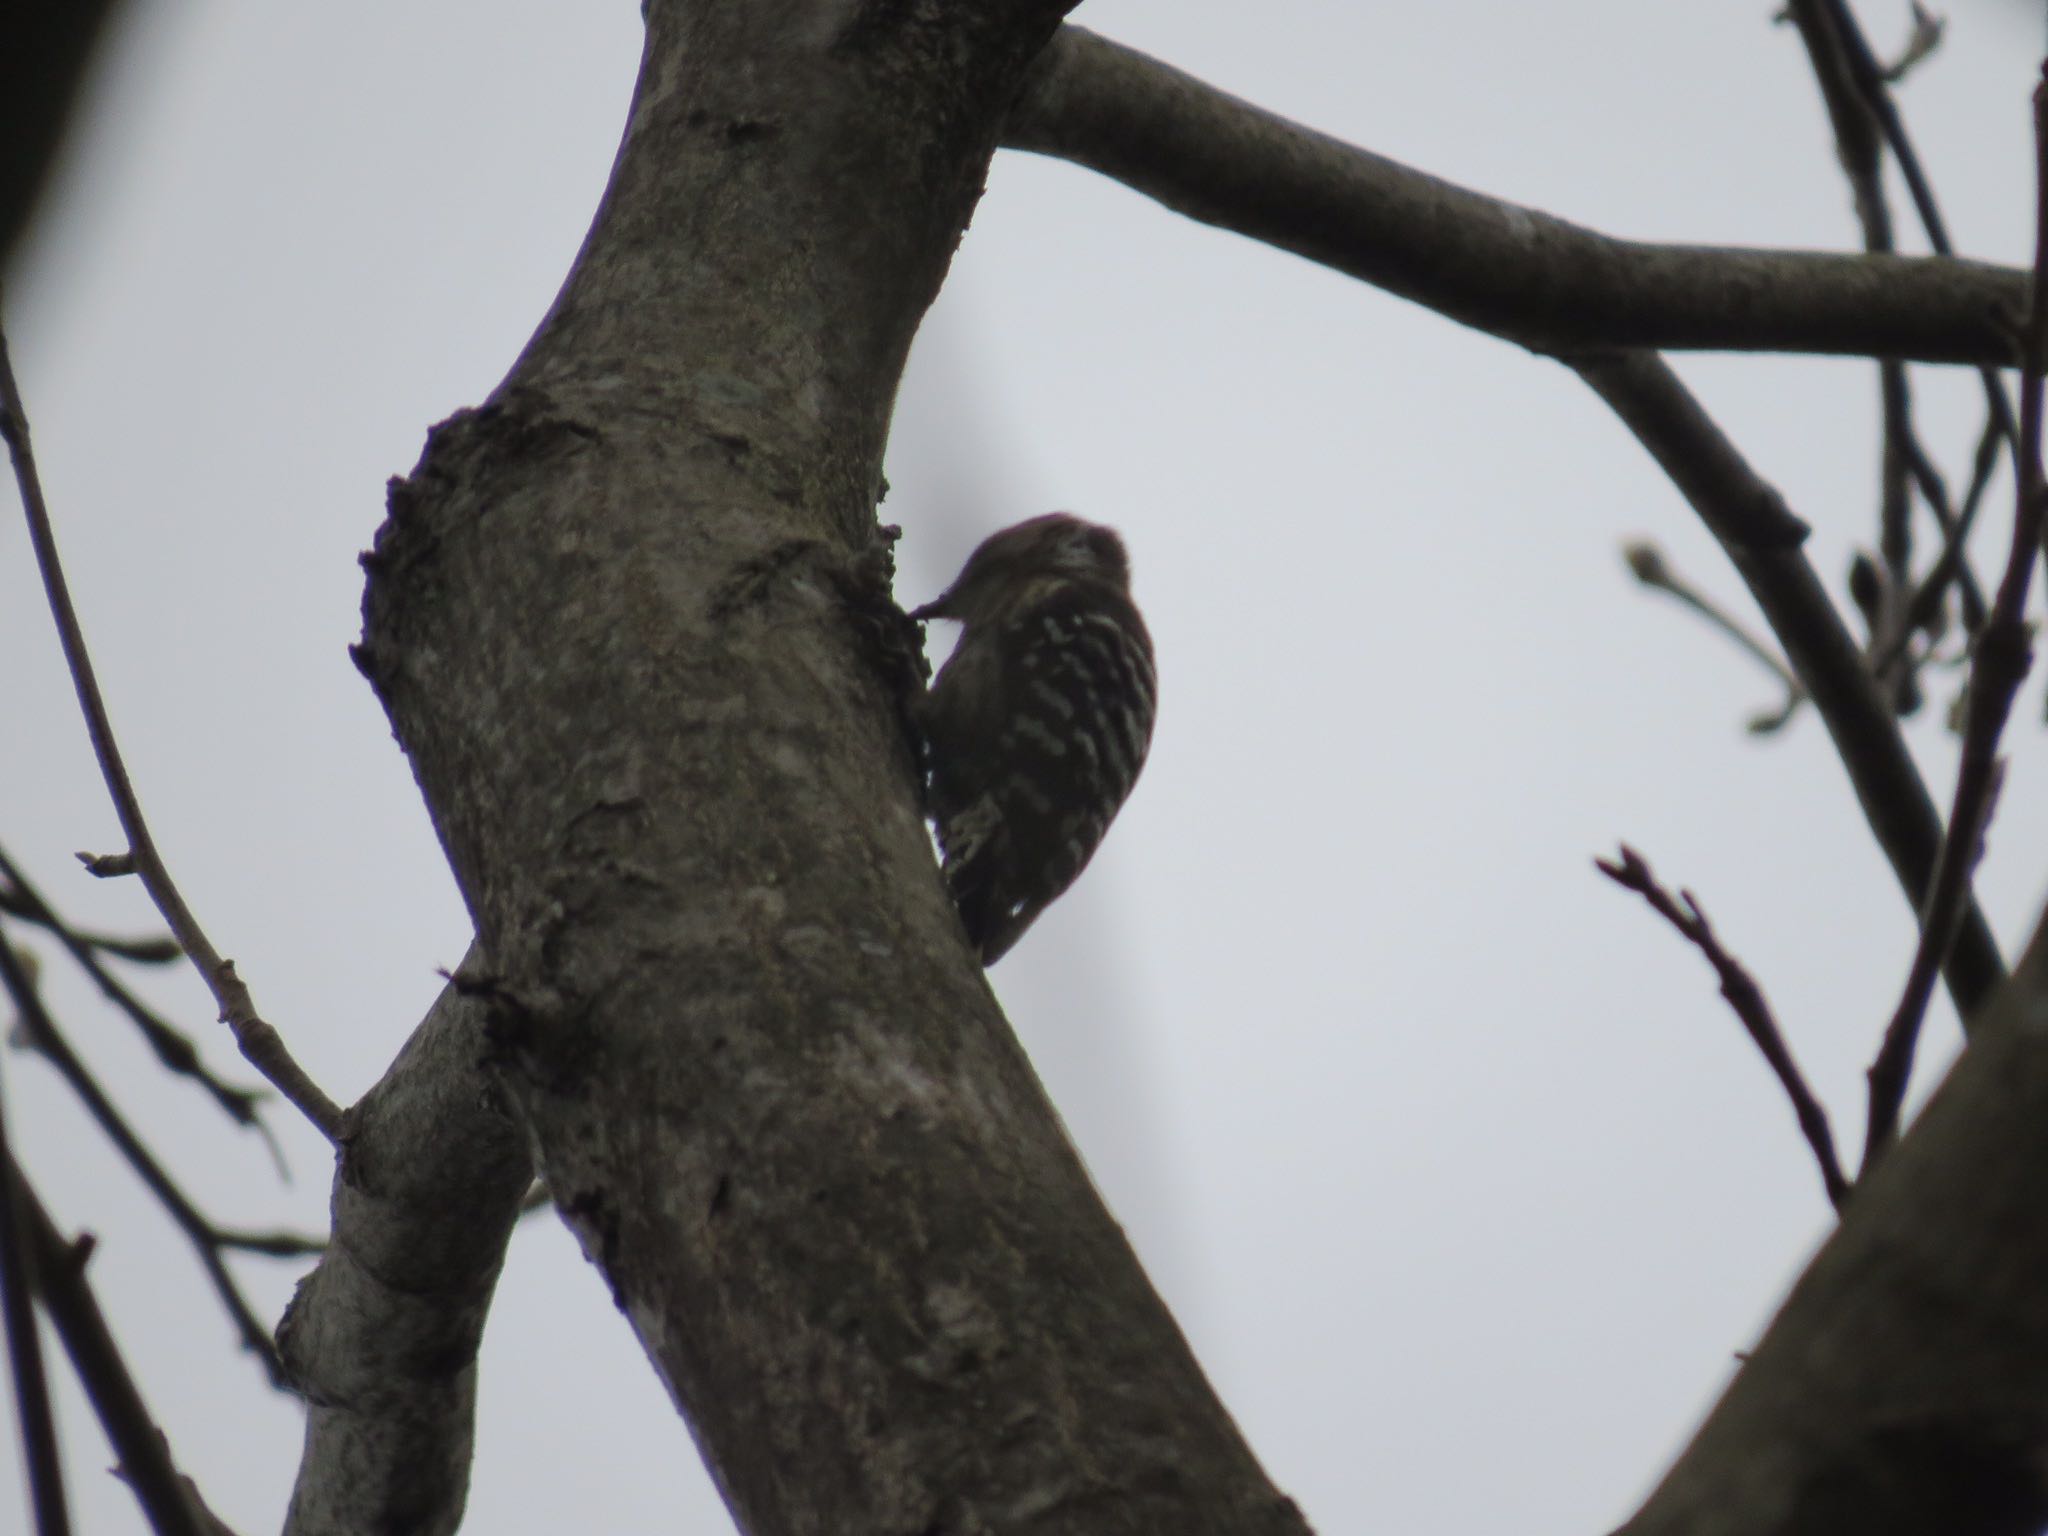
[1005,27,2026,367]
[351,5,1307,1535]
[278,962,529,1536]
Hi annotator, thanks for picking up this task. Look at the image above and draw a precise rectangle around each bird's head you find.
[909,513,1132,627]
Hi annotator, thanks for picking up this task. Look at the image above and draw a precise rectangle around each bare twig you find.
[1784,0,1992,717]
[0,319,342,1141]
[0,844,277,1156]
[0,884,180,964]
[0,932,317,1388]
[0,1048,71,1536]
[1888,415,1999,655]
[1879,3,1945,84]
[1816,0,1956,262]
[1621,541,1805,731]
[1810,0,2022,468]
[1873,368,1918,699]
[1574,350,2005,1022]
[11,1163,223,1536]
[1951,415,2008,627]
[1862,66,2048,1174]
[1597,845,1851,1210]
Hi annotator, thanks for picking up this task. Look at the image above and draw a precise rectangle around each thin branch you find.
[1006,27,2029,367]
[1862,65,2048,1174]
[0,319,342,1141]
[0,931,315,1389]
[1872,367,1921,708]
[1782,1,1913,578]
[1810,0,1998,647]
[1817,0,1956,260]
[1871,416,2002,680]
[1573,350,2005,1022]
[0,884,180,965]
[0,931,317,1259]
[1896,414,1997,642]
[1879,2,1945,85]
[1620,541,1805,732]
[1597,845,1850,1210]
[0,1047,71,1536]
[0,844,276,1153]
[1786,0,2001,715]
[11,1163,224,1536]
[1811,0,2023,470]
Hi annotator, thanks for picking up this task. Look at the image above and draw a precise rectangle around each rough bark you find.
[1617,909,2048,1536]
[278,961,530,1536]
[352,4,1306,1534]
[294,6,2048,1533]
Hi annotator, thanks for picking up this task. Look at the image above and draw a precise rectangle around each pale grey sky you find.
[4,3,2045,1532]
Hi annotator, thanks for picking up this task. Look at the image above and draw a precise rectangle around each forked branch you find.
[1598,845,1851,1210]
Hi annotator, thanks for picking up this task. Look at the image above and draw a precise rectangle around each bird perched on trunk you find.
[909,513,1156,965]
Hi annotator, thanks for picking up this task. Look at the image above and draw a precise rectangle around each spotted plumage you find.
[910,514,1156,964]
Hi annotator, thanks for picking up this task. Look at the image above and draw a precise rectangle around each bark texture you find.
[352,4,1304,1534]
[278,963,529,1536]
[305,7,2048,1533]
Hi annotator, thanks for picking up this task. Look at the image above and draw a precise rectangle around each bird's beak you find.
[907,593,952,623]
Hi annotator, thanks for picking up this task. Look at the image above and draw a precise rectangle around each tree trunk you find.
[347,4,1306,1533]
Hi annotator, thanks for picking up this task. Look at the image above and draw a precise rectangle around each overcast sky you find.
[5,2,2047,1532]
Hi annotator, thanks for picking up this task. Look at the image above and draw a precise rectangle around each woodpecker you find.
[910,513,1156,965]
